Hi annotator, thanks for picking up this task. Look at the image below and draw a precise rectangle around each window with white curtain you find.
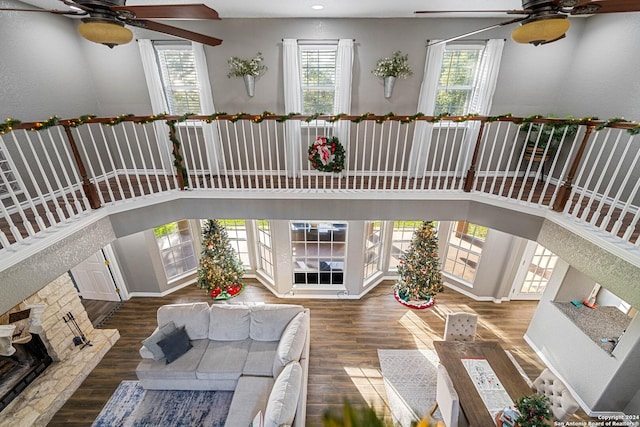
[257,220,274,279]
[154,220,198,279]
[299,44,338,115]
[153,42,202,115]
[434,44,483,116]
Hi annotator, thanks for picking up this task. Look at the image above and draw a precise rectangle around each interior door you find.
[70,249,121,302]
[511,241,558,300]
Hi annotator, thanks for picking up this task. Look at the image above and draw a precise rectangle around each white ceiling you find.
[19,0,526,18]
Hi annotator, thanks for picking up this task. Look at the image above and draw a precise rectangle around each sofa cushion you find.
[157,302,210,340]
[273,311,309,378]
[250,304,304,341]
[141,321,177,360]
[224,376,274,427]
[136,339,208,380]
[264,361,303,427]
[196,339,251,380]
[157,326,193,364]
[209,304,251,341]
[245,340,279,377]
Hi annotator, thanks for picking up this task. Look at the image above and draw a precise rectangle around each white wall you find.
[0,0,99,120]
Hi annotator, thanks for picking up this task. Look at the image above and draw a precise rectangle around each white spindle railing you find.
[1,114,640,253]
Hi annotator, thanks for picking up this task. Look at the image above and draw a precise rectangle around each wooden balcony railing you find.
[1,113,639,253]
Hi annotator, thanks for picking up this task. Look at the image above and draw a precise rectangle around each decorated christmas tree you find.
[197,219,245,300]
[394,221,444,308]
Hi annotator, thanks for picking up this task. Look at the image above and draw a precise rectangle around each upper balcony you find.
[1,112,640,270]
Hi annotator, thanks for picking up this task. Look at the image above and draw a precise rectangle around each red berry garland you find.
[308,136,345,173]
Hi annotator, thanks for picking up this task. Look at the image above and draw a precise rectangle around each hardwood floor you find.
[49,280,588,426]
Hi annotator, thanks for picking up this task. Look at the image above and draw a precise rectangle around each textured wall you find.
[538,220,640,308]
[0,218,116,314]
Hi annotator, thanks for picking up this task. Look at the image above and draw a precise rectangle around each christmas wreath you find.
[308,136,345,173]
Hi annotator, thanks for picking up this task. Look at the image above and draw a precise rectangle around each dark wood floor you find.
[49,280,589,426]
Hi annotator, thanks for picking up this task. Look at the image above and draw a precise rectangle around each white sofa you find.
[136,302,310,427]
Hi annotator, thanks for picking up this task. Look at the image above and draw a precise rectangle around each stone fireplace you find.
[0,273,119,425]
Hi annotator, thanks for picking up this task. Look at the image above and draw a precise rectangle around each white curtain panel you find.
[408,41,445,177]
[138,39,176,176]
[193,42,224,175]
[460,39,506,174]
[283,39,303,177]
[334,39,354,149]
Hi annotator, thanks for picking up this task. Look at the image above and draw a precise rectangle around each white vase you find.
[243,74,255,97]
[384,76,396,99]
[0,324,16,356]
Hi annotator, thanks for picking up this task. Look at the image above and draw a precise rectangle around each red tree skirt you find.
[393,289,435,309]
[211,283,245,300]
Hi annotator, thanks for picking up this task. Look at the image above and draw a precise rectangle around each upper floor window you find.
[443,221,487,284]
[153,43,202,115]
[434,44,483,116]
[299,44,337,115]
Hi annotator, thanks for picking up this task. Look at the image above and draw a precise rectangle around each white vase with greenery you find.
[372,51,413,98]
[227,52,267,97]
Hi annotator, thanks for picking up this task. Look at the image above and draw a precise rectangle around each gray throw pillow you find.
[157,326,192,364]
[141,321,177,360]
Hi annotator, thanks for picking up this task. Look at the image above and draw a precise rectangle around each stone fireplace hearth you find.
[0,274,119,426]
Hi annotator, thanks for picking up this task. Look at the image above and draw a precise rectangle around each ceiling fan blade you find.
[132,20,222,46]
[427,17,527,46]
[0,7,84,16]
[572,0,640,13]
[111,4,219,20]
[416,9,529,14]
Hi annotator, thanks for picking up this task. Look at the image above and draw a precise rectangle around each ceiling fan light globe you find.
[77,22,133,48]
[511,18,570,45]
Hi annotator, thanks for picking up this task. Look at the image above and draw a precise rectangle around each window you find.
[363,221,382,279]
[519,244,557,295]
[154,220,197,279]
[154,43,202,115]
[389,221,423,270]
[257,220,274,279]
[201,220,250,267]
[443,221,487,284]
[299,44,337,114]
[291,222,346,285]
[434,44,483,116]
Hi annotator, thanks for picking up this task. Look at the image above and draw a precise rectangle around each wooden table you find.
[433,340,533,426]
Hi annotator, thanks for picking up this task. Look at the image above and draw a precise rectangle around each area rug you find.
[377,349,441,427]
[92,381,233,427]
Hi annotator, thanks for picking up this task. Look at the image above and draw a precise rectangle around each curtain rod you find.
[281,38,356,42]
[425,38,506,46]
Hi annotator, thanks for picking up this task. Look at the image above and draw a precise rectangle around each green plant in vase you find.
[372,51,413,98]
[227,52,267,97]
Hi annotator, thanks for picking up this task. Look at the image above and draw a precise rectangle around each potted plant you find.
[519,115,579,159]
[513,393,553,427]
[227,52,267,97]
[372,51,413,98]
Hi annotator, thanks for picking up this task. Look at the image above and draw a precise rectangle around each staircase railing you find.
[1,113,639,252]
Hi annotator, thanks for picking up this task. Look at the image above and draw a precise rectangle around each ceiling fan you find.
[0,0,222,48]
[416,0,640,46]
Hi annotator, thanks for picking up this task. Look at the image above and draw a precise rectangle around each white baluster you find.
[50,127,83,214]
[10,131,47,231]
[24,130,60,224]
[119,123,146,195]
[35,130,70,220]
[94,124,125,201]
[109,125,137,199]
[568,130,605,216]
[140,123,164,193]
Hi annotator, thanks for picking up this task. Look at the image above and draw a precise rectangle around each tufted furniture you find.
[444,312,478,342]
[532,368,580,422]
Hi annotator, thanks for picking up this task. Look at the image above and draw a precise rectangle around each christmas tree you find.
[197,219,245,299]
[394,221,444,307]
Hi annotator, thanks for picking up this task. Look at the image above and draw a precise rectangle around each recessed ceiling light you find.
[311,4,324,10]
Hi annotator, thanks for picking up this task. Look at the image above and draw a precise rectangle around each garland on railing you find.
[136,113,166,125]
[29,115,60,131]
[376,112,396,124]
[427,112,450,123]
[487,113,512,123]
[595,117,627,131]
[205,112,228,123]
[351,112,374,123]
[254,111,275,123]
[69,114,96,128]
[165,113,194,184]
[0,118,21,135]
[105,113,134,126]
[400,112,425,123]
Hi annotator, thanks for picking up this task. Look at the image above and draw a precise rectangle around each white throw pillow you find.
[209,304,251,341]
[264,361,302,427]
[273,311,308,378]
[250,304,304,341]
[157,302,210,340]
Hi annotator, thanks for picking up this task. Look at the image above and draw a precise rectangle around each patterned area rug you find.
[377,349,442,427]
[92,381,234,427]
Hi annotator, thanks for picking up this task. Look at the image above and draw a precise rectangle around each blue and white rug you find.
[92,381,234,427]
